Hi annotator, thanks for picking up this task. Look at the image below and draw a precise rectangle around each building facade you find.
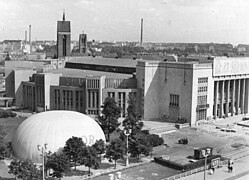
[6,56,249,126]
[136,57,249,126]
[22,72,137,118]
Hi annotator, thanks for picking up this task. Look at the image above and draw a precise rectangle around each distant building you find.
[3,40,22,53]
[57,12,71,58]
[79,33,87,54]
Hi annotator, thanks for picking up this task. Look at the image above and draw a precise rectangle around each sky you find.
[0,0,249,45]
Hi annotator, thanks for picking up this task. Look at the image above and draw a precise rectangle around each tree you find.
[104,138,125,169]
[63,136,86,170]
[45,152,70,179]
[8,159,20,180]
[98,97,121,141]
[83,146,100,175]
[0,125,12,159]
[122,96,143,136]
[8,159,40,180]
[92,139,105,162]
[129,133,153,162]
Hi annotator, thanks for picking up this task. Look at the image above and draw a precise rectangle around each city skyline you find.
[1,0,249,45]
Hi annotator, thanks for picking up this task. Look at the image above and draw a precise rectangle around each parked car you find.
[242,117,249,121]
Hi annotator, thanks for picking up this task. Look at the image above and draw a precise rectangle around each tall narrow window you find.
[63,35,67,56]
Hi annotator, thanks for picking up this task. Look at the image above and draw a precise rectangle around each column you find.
[219,81,224,118]
[245,79,249,114]
[235,80,240,115]
[91,91,94,108]
[213,81,219,119]
[225,80,230,117]
[231,80,235,116]
[65,91,68,109]
[120,92,123,117]
[73,91,76,111]
[241,79,245,114]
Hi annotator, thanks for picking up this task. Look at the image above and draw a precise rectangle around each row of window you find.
[87,79,100,89]
[198,77,208,84]
[88,91,99,108]
[169,94,179,107]
[54,90,83,110]
[88,110,99,115]
[198,86,208,92]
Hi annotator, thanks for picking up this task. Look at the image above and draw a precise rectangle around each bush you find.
[154,157,183,170]
[0,109,16,118]
[141,130,149,135]
[147,134,164,147]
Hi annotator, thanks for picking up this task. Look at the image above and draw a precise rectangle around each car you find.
[242,117,249,121]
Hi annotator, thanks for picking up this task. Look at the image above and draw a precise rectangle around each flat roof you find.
[68,57,140,68]
[48,68,134,79]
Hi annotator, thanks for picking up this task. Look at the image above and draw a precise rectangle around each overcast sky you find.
[1,0,249,45]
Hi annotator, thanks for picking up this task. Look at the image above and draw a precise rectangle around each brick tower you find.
[57,11,71,58]
[79,33,87,54]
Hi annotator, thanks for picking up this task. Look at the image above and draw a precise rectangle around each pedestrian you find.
[228,165,233,173]
[212,167,215,173]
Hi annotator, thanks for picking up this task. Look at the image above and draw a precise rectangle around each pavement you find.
[180,155,249,180]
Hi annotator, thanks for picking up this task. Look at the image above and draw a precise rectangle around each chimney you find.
[140,18,143,47]
[25,31,27,44]
[29,25,32,53]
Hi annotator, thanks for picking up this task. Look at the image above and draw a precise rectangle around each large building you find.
[6,56,249,126]
[19,57,137,119]
[136,57,249,126]
[5,59,65,107]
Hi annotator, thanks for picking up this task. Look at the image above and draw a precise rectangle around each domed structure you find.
[12,111,105,163]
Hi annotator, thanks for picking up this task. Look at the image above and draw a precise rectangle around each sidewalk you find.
[180,155,249,180]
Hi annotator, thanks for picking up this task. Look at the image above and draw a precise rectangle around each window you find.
[170,94,179,107]
[198,86,208,92]
[197,110,207,120]
[197,95,207,105]
[198,77,208,84]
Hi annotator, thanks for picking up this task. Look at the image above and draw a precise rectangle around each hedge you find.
[154,154,222,171]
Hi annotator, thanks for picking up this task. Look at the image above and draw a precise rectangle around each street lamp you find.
[124,129,132,166]
[37,143,48,180]
[201,148,211,180]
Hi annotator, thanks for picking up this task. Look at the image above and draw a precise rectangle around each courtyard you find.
[0,112,249,180]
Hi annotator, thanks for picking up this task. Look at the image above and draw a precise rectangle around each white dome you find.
[12,111,105,163]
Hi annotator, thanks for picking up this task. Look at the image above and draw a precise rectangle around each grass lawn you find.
[0,116,26,141]
[92,162,181,180]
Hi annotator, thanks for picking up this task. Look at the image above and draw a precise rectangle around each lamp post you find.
[37,143,48,180]
[124,129,132,166]
[201,148,211,180]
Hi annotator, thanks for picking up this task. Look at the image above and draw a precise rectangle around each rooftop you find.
[68,56,141,68]
[48,68,134,79]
